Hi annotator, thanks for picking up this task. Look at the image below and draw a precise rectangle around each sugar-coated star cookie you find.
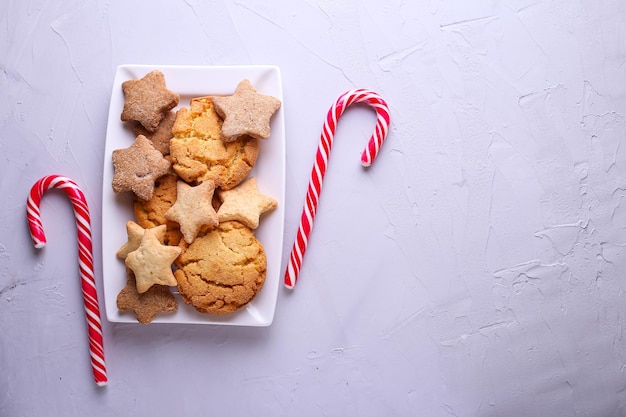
[112,135,171,201]
[117,268,177,324]
[133,110,176,155]
[121,70,179,132]
[211,79,281,142]
[165,180,219,244]
[216,177,277,229]
[125,226,181,293]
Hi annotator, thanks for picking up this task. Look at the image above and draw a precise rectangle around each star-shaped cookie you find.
[121,70,180,132]
[211,79,281,142]
[117,268,177,324]
[133,110,176,155]
[112,135,171,201]
[125,226,181,293]
[116,222,166,260]
[165,180,219,244]
[217,177,278,229]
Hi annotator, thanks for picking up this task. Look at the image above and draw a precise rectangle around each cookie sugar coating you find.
[121,70,179,132]
[169,97,259,189]
[133,110,176,155]
[117,268,177,324]
[174,221,266,315]
[211,79,281,141]
[111,135,171,201]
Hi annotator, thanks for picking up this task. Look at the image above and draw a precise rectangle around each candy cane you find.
[284,89,390,289]
[26,175,107,387]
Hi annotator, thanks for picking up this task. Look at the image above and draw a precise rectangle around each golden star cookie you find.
[125,226,181,293]
[169,96,260,189]
[121,70,179,132]
[216,177,277,229]
[117,268,177,324]
[165,180,219,244]
[211,79,281,142]
[116,221,145,260]
[116,222,166,260]
[112,135,171,201]
[174,221,266,315]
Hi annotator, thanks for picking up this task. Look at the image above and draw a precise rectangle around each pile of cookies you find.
[110,70,281,324]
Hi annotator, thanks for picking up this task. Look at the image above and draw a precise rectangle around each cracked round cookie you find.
[174,221,267,315]
[169,96,260,190]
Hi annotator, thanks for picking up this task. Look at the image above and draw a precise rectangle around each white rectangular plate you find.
[102,65,285,326]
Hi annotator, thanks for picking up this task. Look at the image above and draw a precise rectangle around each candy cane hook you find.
[284,89,391,289]
[26,175,108,386]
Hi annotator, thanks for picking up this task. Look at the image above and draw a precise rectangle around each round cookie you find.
[169,97,260,190]
[174,221,266,315]
[133,172,183,246]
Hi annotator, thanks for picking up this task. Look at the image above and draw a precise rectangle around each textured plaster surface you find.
[2,1,626,415]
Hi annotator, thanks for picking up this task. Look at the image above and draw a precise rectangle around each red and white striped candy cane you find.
[26,175,108,386]
[284,89,390,289]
